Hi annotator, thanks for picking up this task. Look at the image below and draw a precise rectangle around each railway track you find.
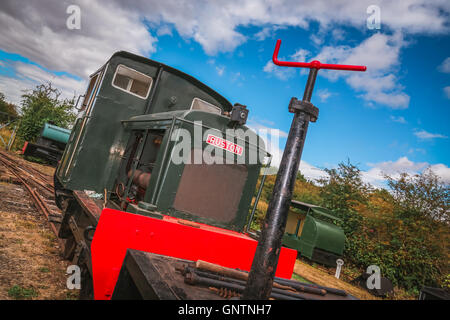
[0,150,64,248]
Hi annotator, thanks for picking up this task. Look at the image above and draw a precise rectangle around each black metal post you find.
[242,68,318,299]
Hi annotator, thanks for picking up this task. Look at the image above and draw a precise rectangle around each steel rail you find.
[0,151,64,248]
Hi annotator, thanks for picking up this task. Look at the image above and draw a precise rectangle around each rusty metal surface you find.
[180,260,354,300]
[73,190,102,222]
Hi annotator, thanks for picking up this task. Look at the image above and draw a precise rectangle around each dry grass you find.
[0,128,13,150]
[8,150,56,177]
[0,152,77,300]
[20,157,55,176]
[292,259,380,300]
[0,209,76,299]
[0,208,78,299]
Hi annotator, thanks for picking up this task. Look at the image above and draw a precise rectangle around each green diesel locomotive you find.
[53,43,365,300]
[54,51,298,299]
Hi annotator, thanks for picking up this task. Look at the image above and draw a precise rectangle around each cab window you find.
[112,65,153,99]
[190,97,221,115]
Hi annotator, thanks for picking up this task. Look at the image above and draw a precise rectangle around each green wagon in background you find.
[282,200,346,267]
[22,123,72,164]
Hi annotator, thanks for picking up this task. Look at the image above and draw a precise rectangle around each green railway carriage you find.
[282,200,346,266]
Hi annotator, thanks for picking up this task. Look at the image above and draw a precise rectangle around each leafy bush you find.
[17,82,76,143]
[318,162,449,292]
[252,160,449,293]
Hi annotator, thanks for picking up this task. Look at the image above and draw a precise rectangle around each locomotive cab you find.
[114,109,268,231]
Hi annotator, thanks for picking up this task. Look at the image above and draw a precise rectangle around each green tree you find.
[17,83,76,142]
[317,161,387,286]
[318,160,371,234]
[383,169,449,290]
[386,169,449,223]
[0,92,18,123]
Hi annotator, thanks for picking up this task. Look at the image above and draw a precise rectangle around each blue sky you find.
[0,0,449,186]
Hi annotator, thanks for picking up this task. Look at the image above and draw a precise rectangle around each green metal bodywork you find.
[120,110,265,231]
[282,200,346,262]
[56,51,267,233]
[57,52,233,191]
[41,123,71,144]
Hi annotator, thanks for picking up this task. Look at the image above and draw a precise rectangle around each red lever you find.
[272,39,367,72]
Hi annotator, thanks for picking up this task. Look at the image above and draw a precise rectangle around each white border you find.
[111,64,153,100]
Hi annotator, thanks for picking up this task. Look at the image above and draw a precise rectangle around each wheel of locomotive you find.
[79,264,94,300]
[63,236,77,261]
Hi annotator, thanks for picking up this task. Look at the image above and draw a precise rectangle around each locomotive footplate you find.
[111,250,357,300]
[112,250,223,300]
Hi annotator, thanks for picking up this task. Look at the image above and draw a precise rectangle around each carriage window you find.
[112,65,152,99]
[190,98,222,115]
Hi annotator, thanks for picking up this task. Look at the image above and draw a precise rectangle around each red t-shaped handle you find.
[273,39,367,72]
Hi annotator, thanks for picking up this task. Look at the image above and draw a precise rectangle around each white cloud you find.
[427,164,450,183]
[291,48,310,62]
[215,66,225,76]
[367,156,428,175]
[231,72,243,82]
[314,33,410,109]
[0,75,34,105]
[254,25,286,41]
[301,157,450,186]
[0,1,448,113]
[317,88,333,102]
[248,119,449,186]
[444,86,450,99]
[331,29,346,41]
[133,0,449,55]
[414,129,448,140]
[247,118,328,181]
[299,161,328,181]
[390,115,407,124]
[438,57,450,73]
[263,60,296,80]
[1,0,448,75]
[246,118,289,170]
[0,61,86,106]
[254,27,273,41]
[0,0,156,78]
[247,121,288,138]
[156,24,173,37]
[362,157,450,185]
[309,34,324,46]
[408,148,426,155]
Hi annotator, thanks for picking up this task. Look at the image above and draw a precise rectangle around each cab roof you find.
[103,51,234,113]
[291,200,342,222]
